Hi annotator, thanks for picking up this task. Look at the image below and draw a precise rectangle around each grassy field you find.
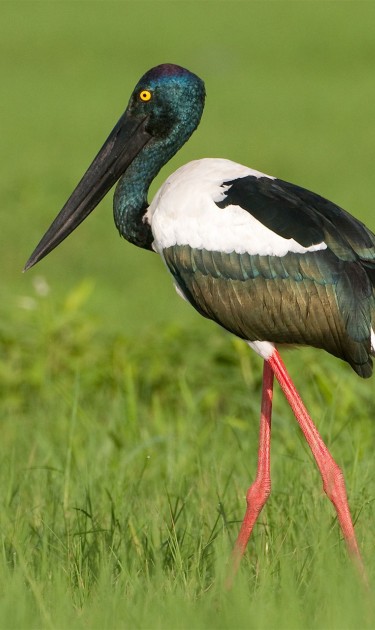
[2,1,375,628]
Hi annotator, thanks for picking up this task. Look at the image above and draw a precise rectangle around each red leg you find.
[268,348,366,580]
[229,360,274,582]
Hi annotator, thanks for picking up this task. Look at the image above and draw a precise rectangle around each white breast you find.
[146,158,326,257]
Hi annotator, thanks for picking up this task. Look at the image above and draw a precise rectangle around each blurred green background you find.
[3,1,375,335]
[1,2,375,627]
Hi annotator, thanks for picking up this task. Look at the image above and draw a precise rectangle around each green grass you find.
[2,280,375,628]
[2,1,375,628]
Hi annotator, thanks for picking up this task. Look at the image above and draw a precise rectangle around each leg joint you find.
[246,476,271,510]
[321,457,346,503]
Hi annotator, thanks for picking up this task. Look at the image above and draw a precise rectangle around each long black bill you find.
[24,112,152,271]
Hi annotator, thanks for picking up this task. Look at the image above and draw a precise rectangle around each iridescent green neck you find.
[113,125,195,251]
[113,148,156,251]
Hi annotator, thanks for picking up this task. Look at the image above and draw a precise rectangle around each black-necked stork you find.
[25,64,375,580]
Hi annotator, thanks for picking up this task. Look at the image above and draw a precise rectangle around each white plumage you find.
[146,158,327,257]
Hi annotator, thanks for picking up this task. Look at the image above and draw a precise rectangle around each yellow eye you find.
[139,90,152,102]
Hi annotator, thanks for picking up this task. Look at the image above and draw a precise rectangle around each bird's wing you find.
[215,175,375,263]
[161,175,375,377]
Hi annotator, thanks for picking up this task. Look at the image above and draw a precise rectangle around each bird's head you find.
[130,64,205,143]
[24,64,205,270]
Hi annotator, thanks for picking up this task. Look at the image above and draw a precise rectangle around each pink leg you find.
[229,360,274,582]
[268,348,366,580]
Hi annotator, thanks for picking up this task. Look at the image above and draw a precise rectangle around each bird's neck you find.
[113,148,156,251]
[113,125,191,251]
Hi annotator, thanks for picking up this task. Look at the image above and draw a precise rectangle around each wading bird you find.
[25,64,374,580]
